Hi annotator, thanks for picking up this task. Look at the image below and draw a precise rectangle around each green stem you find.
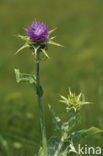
[54,140,63,156]
[35,50,48,156]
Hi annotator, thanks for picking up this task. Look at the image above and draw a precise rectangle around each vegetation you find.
[0,0,103,155]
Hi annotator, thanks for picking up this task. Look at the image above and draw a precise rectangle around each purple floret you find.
[26,21,48,42]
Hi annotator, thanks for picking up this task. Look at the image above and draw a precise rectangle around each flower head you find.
[26,21,48,42]
[16,21,63,57]
[60,89,90,112]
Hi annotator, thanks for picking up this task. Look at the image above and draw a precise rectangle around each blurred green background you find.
[0,0,103,155]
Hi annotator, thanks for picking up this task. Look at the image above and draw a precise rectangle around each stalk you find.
[54,140,63,156]
[35,49,48,156]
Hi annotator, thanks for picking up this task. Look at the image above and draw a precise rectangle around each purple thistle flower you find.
[26,21,49,42]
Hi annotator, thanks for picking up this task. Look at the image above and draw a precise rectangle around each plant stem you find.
[54,140,63,156]
[35,50,48,156]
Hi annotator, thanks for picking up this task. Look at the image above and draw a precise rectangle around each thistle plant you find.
[15,21,102,156]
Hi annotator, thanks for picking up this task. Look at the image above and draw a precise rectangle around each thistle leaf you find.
[48,136,61,156]
[48,40,64,47]
[34,46,40,56]
[71,127,103,143]
[14,69,36,84]
[50,36,56,40]
[14,69,43,97]
[48,104,62,130]
[49,28,57,34]
[78,127,103,138]
[18,35,29,41]
[15,43,30,55]
[60,95,68,101]
[41,49,49,58]
[69,88,72,96]
[59,95,68,104]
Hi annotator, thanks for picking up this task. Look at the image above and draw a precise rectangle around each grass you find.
[0,0,103,155]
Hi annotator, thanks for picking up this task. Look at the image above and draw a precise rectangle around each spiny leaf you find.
[33,46,40,56]
[14,69,36,84]
[60,95,67,101]
[48,136,61,156]
[71,127,103,143]
[14,69,43,97]
[18,35,29,41]
[78,127,103,138]
[48,136,70,156]
[49,28,57,34]
[41,49,49,58]
[48,104,62,130]
[15,43,30,55]
[48,40,64,47]
[60,95,68,104]
[50,36,56,40]
[49,104,79,132]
